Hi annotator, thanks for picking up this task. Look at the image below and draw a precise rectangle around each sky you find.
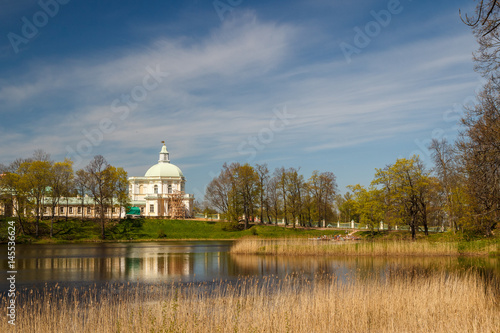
[0,0,483,199]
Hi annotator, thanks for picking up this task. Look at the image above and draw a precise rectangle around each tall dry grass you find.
[1,272,499,332]
[230,238,500,256]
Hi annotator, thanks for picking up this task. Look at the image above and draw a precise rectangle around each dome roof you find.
[145,162,184,178]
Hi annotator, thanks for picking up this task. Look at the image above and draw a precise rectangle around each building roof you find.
[145,163,184,178]
[144,142,184,178]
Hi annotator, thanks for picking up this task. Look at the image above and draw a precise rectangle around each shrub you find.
[222,222,241,231]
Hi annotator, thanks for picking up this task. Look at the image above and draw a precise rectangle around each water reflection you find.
[0,242,498,290]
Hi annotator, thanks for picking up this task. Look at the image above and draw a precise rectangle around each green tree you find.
[102,165,129,219]
[234,163,258,229]
[0,160,30,235]
[114,167,130,220]
[348,184,385,234]
[372,156,431,240]
[337,192,357,223]
[18,158,52,237]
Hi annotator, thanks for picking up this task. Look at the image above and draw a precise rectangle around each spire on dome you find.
[159,141,170,163]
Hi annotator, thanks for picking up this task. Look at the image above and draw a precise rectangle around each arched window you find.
[154,185,159,194]
[139,185,144,194]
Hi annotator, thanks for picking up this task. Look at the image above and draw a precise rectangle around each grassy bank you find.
[230,238,500,256]
[2,272,499,332]
[0,218,344,243]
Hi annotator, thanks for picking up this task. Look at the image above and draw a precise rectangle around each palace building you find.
[128,142,194,218]
[0,142,194,219]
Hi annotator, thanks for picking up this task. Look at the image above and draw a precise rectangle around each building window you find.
[141,207,145,214]
[154,185,158,194]
[168,184,172,194]
[87,207,91,214]
[69,207,73,214]
[149,204,154,213]
[78,207,82,214]
[44,207,48,214]
[112,207,116,213]
[60,207,64,214]
[139,185,144,194]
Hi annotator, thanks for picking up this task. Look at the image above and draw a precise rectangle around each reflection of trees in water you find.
[456,257,500,298]
[7,242,500,297]
[230,254,500,292]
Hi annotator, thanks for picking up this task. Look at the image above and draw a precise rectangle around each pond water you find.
[1,241,499,292]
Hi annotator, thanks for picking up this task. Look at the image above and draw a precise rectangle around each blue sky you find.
[0,0,482,198]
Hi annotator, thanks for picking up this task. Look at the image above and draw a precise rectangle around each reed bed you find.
[229,238,500,256]
[1,271,499,332]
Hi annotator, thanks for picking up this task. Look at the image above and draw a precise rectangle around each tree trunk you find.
[100,203,106,239]
[81,199,84,222]
[50,207,54,238]
[65,199,69,222]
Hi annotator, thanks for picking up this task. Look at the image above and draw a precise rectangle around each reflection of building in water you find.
[18,252,199,282]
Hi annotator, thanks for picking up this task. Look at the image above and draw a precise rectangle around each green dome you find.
[145,163,184,178]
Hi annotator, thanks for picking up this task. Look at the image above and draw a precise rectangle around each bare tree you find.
[255,163,269,224]
[74,169,89,221]
[309,171,337,227]
[286,167,304,228]
[205,163,233,218]
[85,155,110,239]
[462,1,500,79]
[267,175,281,225]
[429,139,464,231]
[275,167,288,226]
[47,159,74,237]
[458,82,500,235]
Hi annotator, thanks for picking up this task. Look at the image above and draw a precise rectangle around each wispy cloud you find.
[0,6,481,194]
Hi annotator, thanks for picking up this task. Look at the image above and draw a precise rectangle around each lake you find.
[1,241,499,292]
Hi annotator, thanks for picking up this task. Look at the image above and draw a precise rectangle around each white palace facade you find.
[128,143,194,218]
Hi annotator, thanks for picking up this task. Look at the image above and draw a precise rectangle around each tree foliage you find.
[372,156,432,240]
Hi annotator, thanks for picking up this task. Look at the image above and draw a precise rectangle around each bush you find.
[221,222,242,231]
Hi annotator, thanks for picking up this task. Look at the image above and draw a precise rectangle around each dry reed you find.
[229,238,500,256]
[1,271,499,333]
